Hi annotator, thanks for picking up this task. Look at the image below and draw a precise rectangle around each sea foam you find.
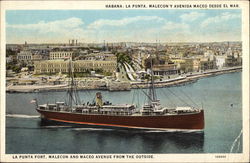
[6,114,40,118]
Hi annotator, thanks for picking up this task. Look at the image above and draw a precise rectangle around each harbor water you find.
[6,72,242,154]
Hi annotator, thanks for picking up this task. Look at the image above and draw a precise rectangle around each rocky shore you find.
[6,66,242,93]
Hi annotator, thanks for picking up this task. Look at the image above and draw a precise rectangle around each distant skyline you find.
[6,10,241,44]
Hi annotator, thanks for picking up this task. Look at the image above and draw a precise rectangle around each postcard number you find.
[215,155,226,158]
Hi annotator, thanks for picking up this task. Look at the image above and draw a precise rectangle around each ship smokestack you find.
[95,92,103,107]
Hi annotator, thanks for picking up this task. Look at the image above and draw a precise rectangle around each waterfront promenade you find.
[132,66,242,89]
[6,66,242,93]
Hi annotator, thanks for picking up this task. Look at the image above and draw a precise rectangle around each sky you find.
[6,10,241,44]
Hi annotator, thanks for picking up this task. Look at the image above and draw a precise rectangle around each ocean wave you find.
[41,126,72,128]
[145,129,203,133]
[7,126,73,129]
[6,114,40,118]
[6,126,39,129]
[72,128,113,131]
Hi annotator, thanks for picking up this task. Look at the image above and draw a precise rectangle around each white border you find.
[0,0,249,162]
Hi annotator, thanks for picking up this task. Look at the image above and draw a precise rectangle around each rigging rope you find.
[131,89,136,104]
[236,136,241,153]
[143,89,147,105]
[75,80,81,105]
[230,129,243,153]
[158,88,176,108]
[165,87,192,107]
[137,89,140,108]
[84,89,93,103]
[177,88,200,108]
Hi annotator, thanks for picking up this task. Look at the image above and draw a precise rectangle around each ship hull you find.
[37,109,204,130]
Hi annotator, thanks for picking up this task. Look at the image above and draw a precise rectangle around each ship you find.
[34,58,204,131]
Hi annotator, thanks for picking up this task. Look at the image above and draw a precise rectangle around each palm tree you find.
[116,52,132,65]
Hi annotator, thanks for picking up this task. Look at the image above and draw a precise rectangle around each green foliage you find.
[182,52,189,57]
[73,72,90,78]
[144,57,157,69]
[141,74,151,80]
[6,63,21,73]
[141,74,159,81]
[102,72,112,76]
[49,72,57,75]
[116,52,132,65]
[28,65,34,71]
[6,49,17,57]
[64,68,111,77]
[95,68,112,76]
[38,72,57,76]
[95,69,103,73]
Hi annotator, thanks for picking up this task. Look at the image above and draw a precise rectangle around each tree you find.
[144,57,157,69]
[6,49,17,57]
[28,65,34,71]
[116,52,132,65]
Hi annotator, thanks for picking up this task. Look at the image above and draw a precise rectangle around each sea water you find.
[6,72,242,154]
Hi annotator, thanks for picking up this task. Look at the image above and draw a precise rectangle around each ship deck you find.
[37,107,202,117]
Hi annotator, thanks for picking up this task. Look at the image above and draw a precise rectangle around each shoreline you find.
[131,66,242,89]
[6,66,242,93]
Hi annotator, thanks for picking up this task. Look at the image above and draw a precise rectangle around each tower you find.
[103,40,106,51]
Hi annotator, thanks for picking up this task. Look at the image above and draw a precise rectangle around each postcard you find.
[0,0,249,162]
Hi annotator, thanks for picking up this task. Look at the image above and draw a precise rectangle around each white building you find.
[6,56,13,63]
[34,59,117,74]
[49,51,73,60]
[17,50,33,63]
[215,55,226,69]
[204,50,214,58]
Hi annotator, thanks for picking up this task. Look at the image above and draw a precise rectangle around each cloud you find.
[162,21,189,31]
[7,17,84,35]
[87,16,165,29]
[200,12,240,28]
[180,12,205,22]
[6,11,241,43]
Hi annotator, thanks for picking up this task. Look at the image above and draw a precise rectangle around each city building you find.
[17,50,33,64]
[215,55,227,69]
[74,60,117,73]
[32,54,43,61]
[152,64,178,76]
[225,55,242,67]
[193,59,201,72]
[6,56,13,63]
[179,59,194,73]
[34,59,117,74]
[49,51,74,60]
[200,57,216,70]
[82,52,117,61]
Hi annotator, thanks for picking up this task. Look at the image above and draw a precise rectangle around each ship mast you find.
[148,54,157,105]
[68,58,74,108]
[67,57,80,109]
